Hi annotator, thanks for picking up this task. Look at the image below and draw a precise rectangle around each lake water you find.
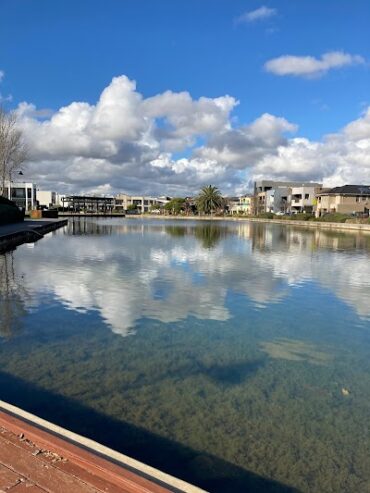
[1,218,370,493]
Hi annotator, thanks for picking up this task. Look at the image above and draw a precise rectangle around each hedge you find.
[0,198,25,225]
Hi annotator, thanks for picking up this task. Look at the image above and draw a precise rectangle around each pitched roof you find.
[324,185,370,195]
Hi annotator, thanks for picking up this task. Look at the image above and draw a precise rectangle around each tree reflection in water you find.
[0,251,28,338]
[193,224,226,249]
[165,223,228,249]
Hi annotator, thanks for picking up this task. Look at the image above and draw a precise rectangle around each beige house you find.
[229,195,253,215]
[316,185,370,217]
[114,194,170,213]
[36,190,64,209]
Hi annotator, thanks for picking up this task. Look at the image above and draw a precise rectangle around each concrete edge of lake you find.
[0,219,68,253]
[0,400,206,493]
[125,214,370,233]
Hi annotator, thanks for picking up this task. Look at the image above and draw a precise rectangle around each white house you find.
[289,185,323,214]
[2,181,37,211]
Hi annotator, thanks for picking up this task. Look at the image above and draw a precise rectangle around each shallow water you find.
[1,218,370,492]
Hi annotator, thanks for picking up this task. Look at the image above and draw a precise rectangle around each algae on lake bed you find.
[260,338,332,365]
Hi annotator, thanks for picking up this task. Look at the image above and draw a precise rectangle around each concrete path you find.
[0,220,66,238]
[0,220,68,253]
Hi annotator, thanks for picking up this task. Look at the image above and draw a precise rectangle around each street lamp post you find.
[8,170,24,207]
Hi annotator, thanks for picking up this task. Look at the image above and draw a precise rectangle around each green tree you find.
[196,185,223,215]
[149,203,161,212]
[164,198,185,215]
[127,203,138,211]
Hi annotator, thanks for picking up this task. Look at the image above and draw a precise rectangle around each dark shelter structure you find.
[62,195,114,213]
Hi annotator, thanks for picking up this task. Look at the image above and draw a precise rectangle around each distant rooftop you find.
[320,185,370,195]
[64,195,114,201]
[254,180,322,187]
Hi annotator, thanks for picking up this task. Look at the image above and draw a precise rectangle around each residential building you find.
[226,197,240,214]
[229,195,253,215]
[114,194,170,213]
[316,185,370,217]
[265,187,290,214]
[288,184,323,214]
[254,180,322,215]
[254,181,292,215]
[36,190,63,209]
[2,181,37,212]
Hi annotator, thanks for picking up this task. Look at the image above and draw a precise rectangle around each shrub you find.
[0,196,18,207]
[0,203,24,225]
[315,213,349,223]
[291,213,315,221]
[258,212,274,219]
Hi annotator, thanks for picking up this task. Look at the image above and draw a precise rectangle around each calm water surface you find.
[1,218,370,493]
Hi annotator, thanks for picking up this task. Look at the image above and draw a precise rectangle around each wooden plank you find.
[0,429,126,492]
[7,481,45,492]
[0,434,99,493]
[0,429,134,493]
[0,463,21,491]
[40,453,134,493]
[0,412,170,493]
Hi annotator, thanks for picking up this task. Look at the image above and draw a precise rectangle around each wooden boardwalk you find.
[0,409,189,493]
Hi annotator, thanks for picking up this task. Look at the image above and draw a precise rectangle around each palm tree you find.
[196,185,223,215]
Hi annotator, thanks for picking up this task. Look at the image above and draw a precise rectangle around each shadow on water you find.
[0,371,299,493]
[124,358,267,393]
[201,359,265,386]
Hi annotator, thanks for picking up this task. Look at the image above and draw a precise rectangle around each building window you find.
[12,188,26,198]
[305,194,309,199]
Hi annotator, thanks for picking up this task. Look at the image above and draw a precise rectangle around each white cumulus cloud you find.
[264,51,365,78]
[12,74,370,196]
[236,6,277,24]
[252,108,370,186]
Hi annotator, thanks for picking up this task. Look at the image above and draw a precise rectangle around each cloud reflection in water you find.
[4,220,370,336]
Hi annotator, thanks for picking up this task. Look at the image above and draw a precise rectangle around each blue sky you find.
[1,1,369,194]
